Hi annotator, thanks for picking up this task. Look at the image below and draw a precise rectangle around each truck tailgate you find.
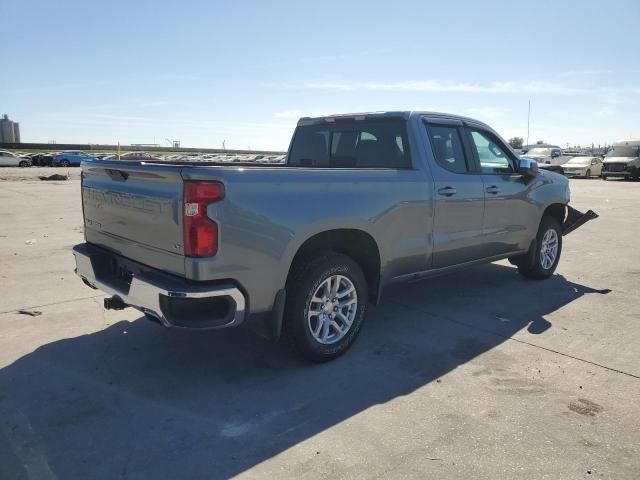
[81,161,186,276]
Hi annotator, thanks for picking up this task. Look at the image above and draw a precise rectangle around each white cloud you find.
[1,81,113,95]
[273,109,330,119]
[279,79,591,95]
[272,79,640,98]
[461,107,510,120]
[559,69,613,77]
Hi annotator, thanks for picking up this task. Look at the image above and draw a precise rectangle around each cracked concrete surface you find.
[0,170,639,479]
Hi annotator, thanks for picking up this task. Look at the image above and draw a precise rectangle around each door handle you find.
[438,187,457,197]
[486,185,501,195]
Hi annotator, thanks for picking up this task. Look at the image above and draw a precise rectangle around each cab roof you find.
[297,111,491,129]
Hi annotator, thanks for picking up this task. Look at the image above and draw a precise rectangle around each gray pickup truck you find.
[73,111,597,361]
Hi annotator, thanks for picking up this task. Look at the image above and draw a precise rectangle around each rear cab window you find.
[288,118,411,168]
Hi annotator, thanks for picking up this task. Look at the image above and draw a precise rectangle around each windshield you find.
[567,157,590,164]
[526,148,552,157]
[606,144,640,157]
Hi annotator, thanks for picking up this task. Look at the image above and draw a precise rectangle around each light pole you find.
[526,100,531,149]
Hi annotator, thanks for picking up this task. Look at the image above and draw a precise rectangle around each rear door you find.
[464,126,536,257]
[424,119,485,268]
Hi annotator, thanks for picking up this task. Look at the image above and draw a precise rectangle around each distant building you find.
[0,114,20,143]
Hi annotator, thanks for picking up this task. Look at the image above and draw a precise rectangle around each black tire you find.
[18,160,29,168]
[602,174,607,180]
[59,159,70,167]
[518,215,563,280]
[585,169,591,178]
[284,252,368,362]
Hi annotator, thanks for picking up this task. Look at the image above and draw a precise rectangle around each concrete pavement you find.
[1,170,638,479]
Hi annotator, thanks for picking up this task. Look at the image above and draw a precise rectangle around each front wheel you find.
[18,160,29,168]
[59,159,70,167]
[585,169,591,178]
[518,216,562,280]
[284,252,367,362]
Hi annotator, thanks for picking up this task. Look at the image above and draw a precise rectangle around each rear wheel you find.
[518,215,562,280]
[284,252,367,362]
[59,159,70,167]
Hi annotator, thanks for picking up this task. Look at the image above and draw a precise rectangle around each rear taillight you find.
[183,181,225,257]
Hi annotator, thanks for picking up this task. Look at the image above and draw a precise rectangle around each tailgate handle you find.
[106,169,129,181]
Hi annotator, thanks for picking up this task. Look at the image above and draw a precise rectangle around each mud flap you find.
[562,206,598,236]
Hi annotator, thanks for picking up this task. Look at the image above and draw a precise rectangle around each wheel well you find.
[287,229,381,302]
[543,203,566,225]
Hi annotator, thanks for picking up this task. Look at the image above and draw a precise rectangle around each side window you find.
[428,125,468,174]
[469,130,514,174]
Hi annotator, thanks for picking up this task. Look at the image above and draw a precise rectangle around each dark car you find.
[31,153,54,166]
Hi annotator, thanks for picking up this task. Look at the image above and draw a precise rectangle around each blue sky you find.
[2,0,639,150]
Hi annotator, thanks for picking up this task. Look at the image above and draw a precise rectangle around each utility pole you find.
[526,100,531,149]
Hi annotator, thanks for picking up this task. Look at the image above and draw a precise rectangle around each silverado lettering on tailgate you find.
[83,187,171,214]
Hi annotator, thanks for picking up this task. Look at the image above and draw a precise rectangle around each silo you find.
[12,122,20,143]
[0,118,13,143]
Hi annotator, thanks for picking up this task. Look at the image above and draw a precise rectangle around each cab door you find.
[0,152,12,166]
[424,119,486,268]
[464,126,538,257]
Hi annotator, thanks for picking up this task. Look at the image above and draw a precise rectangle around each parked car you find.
[119,151,161,161]
[30,153,54,166]
[602,139,640,180]
[52,150,96,167]
[73,111,597,362]
[521,147,571,174]
[94,153,115,160]
[562,156,603,178]
[0,150,31,167]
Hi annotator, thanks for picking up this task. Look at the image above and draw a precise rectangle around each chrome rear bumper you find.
[73,243,246,329]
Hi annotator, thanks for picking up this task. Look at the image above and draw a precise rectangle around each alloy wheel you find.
[307,274,358,344]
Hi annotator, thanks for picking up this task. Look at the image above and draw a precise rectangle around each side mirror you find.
[519,158,539,177]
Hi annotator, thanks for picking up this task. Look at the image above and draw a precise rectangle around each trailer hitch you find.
[562,205,599,236]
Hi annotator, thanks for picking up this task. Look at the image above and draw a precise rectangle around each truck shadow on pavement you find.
[0,263,610,480]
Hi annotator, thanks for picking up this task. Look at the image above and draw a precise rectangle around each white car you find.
[521,147,571,173]
[562,156,603,178]
[0,150,31,167]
